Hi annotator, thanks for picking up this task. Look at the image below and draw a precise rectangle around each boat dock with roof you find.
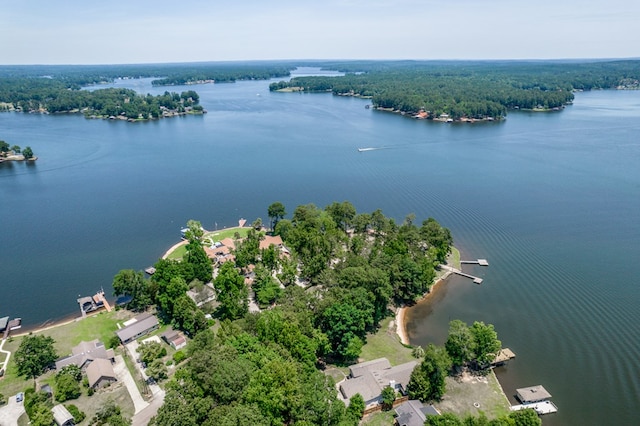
[510,385,558,415]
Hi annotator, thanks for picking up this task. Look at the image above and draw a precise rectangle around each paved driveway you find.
[0,396,25,426]
[113,355,149,414]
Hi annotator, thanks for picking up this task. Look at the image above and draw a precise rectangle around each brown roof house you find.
[55,339,115,370]
[86,358,117,389]
[115,312,159,344]
[339,357,418,408]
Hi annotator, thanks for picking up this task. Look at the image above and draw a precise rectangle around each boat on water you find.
[357,147,377,152]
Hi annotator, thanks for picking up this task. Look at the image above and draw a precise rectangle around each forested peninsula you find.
[270,60,640,121]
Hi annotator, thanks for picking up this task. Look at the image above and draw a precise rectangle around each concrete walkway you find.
[113,355,149,414]
[0,395,25,426]
[0,339,11,375]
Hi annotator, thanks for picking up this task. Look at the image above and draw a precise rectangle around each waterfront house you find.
[161,328,187,350]
[339,357,418,407]
[115,312,159,344]
[55,339,115,370]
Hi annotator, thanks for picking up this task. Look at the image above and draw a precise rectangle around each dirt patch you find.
[433,370,510,420]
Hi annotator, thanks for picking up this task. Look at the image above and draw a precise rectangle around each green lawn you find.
[0,310,132,398]
[361,410,395,426]
[359,317,415,366]
[165,227,251,260]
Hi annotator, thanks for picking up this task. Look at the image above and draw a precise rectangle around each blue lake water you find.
[1,70,639,425]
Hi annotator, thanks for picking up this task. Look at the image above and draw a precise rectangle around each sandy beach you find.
[395,270,453,345]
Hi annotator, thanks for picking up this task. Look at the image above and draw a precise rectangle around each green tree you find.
[425,412,464,425]
[252,264,282,307]
[22,146,34,159]
[65,404,86,424]
[0,140,9,154]
[470,321,501,366]
[184,238,212,283]
[15,334,57,382]
[55,373,81,402]
[267,202,286,231]
[508,408,541,426]
[172,294,207,336]
[381,385,396,410]
[345,393,365,421]
[407,344,452,402]
[92,401,131,425]
[137,341,166,365]
[11,145,21,153]
[112,269,152,312]
[213,262,248,320]
[445,320,476,367]
[147,359,168,381]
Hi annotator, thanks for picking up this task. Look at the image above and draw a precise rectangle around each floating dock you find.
[510,400,558,415]
[144,266,156,275]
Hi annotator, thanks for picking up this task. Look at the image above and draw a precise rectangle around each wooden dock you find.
[439,264,484,284]
[492,348,516,365]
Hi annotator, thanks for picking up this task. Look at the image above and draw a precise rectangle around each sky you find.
[1,0,639,65]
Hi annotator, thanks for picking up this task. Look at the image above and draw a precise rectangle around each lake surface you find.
[1,69,639,425]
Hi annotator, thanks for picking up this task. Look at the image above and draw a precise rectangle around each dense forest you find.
[270,59,640,120]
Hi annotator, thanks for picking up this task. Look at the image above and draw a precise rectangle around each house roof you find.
[340,358,418,404]
[220,237,236,250]
[55,339,114,370]
[340,369,382,402]
[115,313,159,342]
[395,400,440,426]
[516,385,552,403]
[86,358,116,388]
[349,357,391,378]
[52,404,74,426]
[259,235,283,250]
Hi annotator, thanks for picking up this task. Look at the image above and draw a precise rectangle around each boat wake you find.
[357,147,382,152]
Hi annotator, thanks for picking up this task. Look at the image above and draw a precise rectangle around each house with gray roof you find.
[55,339,115,370]
[394,400,440,426]
[115,312,159,344]
[339,357,418,407]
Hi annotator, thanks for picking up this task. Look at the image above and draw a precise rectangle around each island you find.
[0,141,36,162]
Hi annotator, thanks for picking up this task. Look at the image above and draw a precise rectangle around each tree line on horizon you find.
[270,59,640,120]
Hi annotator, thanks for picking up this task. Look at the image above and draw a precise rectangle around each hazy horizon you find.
[2,0,638,65]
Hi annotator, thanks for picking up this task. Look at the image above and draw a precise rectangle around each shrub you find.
[172,350,186,364]
[65,404,86,423]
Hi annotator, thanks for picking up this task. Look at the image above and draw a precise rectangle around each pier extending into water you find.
[439,258,489,284]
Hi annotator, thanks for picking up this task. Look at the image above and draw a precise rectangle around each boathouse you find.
[516,385,552,404]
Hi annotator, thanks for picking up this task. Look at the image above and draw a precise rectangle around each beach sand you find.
[395,271,453,346]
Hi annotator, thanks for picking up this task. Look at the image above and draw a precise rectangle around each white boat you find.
[357,147,377,152]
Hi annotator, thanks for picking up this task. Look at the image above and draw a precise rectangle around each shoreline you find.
[395,271,453,345]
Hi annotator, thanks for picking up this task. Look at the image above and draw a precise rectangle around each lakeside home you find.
[115,312,159,344]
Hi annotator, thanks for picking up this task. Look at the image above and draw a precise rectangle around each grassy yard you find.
[361,410,395,426]
[0,310,133,398]
[359,317,415,366]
